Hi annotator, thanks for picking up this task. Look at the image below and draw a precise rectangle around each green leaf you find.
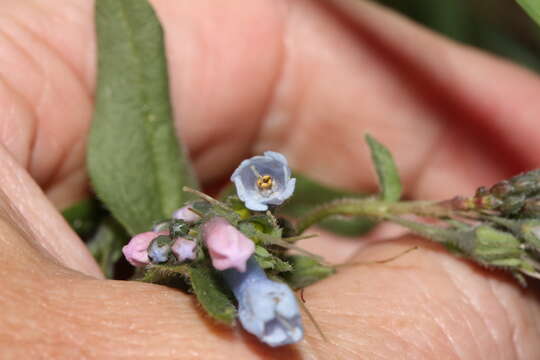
[279,173,375,237]
[254,246,293,272]
[89,0,199,235]
[365,134,402,202]
[189,265,236,325]
[87,217,129,278]
[62,198,103,239]
[517,0,540,28]
[282,255,335,290]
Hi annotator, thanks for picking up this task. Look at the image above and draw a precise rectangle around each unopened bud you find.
[499,194,526,215]
[518,220,540,251]
[521,196,540,217]
[489,181,514,198]
[458,226,523,269]
[148,235,173,264]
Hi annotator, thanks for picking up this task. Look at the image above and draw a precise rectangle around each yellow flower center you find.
[257,175,273,190]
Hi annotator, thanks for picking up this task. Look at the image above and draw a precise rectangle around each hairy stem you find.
[295,198,457,234]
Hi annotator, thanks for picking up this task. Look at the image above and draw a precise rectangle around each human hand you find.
[1,0,540,358]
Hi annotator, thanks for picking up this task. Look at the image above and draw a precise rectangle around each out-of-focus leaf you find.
[377,0,540,73]
[365,134,402,202]
[62,198,103,239]
[87,217,129,278]
[89,0,198,236]
[517,0,540,28]
[189,265,236,325]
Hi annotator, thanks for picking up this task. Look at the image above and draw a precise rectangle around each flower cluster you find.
[122,152,306,347]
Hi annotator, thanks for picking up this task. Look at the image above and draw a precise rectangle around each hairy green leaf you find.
[282,255,335,290]
[189,265,236,325]
[87,217,129,278]
[89,0,198,235]
[139,264,190,285]
[365,134,402,202]
[254,246,293,272]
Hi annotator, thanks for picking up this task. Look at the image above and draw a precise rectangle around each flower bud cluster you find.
[122,205,200,267]
[470,169,540,216]
[121,152,305,347]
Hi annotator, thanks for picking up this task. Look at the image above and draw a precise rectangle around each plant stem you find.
[295,198,459,234]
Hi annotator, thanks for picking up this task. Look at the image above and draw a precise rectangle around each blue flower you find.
[222,257,304,347]
[231,151,296,211]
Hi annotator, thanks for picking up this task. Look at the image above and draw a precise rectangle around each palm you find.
[1,0,540,358]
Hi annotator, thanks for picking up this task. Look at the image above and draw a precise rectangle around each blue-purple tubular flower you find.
[222,257,303,347]
[231,151,296,211]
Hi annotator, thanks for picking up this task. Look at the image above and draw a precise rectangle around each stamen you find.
[251,166,274,191]
[257,175,273,190]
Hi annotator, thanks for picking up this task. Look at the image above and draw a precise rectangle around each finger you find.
[0,0,285,207]
[300,236,540,359]
[0,142,101,277]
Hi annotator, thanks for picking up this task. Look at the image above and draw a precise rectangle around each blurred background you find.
[377,0,540,73]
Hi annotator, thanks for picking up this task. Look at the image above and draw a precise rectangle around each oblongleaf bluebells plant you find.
[106,141,540,349]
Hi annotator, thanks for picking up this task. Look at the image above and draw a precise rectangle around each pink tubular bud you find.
[172,205,200,223]
[171,238,197,262]
[122,231,168,267]
[203,217,255,272]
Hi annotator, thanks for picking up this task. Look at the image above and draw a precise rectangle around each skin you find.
[1,0,540,358]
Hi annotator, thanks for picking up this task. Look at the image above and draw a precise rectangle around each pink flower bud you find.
[203,217,255,272]
[171,238,197,261]
[172,205,200,223]
[122,231,168,267]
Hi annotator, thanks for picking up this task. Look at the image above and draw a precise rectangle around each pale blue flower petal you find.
[245,199,268,212]
[231,151,296,211]
[264,151,288,166]
[278,178,296,202]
